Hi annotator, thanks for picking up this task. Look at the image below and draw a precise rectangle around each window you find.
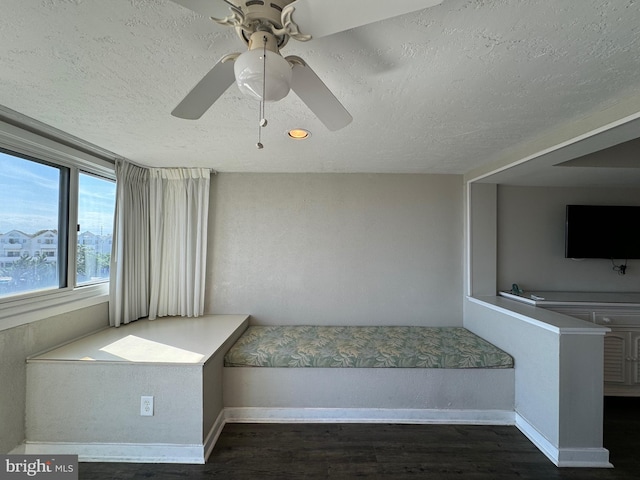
[76,172,116,285]
[0,153,68,297]
[0,118,116,329]
[0,149,115,300]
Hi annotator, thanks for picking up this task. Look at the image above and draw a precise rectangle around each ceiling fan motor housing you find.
[246,30,280,53]
[233,0,295,46]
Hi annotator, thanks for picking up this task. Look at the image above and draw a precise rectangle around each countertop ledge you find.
[468,296,610,335]
[27,314,250,365]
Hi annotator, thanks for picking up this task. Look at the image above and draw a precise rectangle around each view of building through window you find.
[0,152,115,298]
[77,172,116,285]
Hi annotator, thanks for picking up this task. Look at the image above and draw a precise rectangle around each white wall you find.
[464,298,608,466]
[207,173,464,326]
[26,362,202,445]
[468,183,498,296]
[0,303,108,453]
[465,181,611,466]
[464,301,561,444]
[497,185,640,292]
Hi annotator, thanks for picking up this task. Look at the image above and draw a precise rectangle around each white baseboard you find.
[515,413,612,468]
[14,410,612,468]
[203,410,227,462]
[14,411,227,464]
[223,407,515,425]
[17,442,206,464]
[11,408,512,464]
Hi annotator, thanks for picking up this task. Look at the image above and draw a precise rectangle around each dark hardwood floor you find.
[80,396,639,479]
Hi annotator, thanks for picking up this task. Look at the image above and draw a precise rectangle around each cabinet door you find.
[630,333,640,386]
[603,333,628,384]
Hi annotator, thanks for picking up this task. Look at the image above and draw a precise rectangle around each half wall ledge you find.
[465,296,611,468]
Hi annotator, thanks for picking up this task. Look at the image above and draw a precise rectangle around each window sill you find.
[0,284,109,332]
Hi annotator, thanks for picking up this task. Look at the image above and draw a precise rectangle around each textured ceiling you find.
[1,0,640,174]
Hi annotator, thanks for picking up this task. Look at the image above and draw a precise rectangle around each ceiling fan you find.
[170,0,444,132]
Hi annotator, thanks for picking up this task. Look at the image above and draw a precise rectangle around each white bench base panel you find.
[223,367,515,410]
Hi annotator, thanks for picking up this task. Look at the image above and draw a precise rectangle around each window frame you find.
[0,118,116,331]
[75,170,116,287]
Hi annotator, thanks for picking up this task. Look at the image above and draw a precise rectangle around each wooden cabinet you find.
[603,332,627,385]
[548,307,640,396]
[601,330,640,396]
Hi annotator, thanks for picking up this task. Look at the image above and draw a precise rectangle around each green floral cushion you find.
[224,326,513,368]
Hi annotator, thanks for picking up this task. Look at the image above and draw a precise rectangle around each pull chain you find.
[256,35,268,149]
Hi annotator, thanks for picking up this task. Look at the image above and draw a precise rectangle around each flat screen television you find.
[565,205,640,259]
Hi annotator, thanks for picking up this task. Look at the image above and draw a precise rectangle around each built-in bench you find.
[20,319,516,463]
[222,325,515,425]
[224,325,514,368]
[20,314,249,464]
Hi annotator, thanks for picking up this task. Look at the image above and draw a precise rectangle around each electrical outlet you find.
[140,396,154,416]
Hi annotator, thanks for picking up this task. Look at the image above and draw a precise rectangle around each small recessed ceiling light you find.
[288,128,311,140]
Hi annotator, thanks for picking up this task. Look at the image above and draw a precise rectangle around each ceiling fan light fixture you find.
[234,49,292,102]
[288,128,310,139]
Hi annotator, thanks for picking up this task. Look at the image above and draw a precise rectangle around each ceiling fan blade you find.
[287,56,352,131]
[171,56,237,120]
[287,0,444,39]
[169,0,235,20]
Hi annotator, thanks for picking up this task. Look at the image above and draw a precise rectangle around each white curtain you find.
[109,160,150,327]
[109,161,210,326]
[148,168,210,320]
